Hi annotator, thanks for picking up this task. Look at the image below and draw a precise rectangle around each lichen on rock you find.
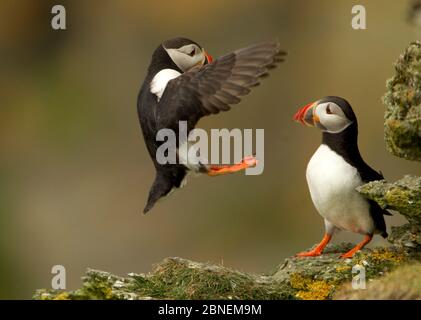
[357,175,421,249]
[356,175,421,224]
[358,41,421,254]
[389,222,421,249]
[383,41,421,161]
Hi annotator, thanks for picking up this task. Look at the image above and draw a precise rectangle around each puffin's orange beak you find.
[204,50,213,64]
[293,102,319,126]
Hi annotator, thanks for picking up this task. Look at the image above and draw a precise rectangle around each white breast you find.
[150,69,181,101]
[306,144,374,234]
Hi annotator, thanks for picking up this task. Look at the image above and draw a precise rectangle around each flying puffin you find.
[137,37,286,213]
[293,96,390,258]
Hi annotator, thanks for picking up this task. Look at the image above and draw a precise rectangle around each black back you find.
[137,41,193,213]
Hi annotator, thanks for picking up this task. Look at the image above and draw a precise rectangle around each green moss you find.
[52,292,70,300]
[383,41,421,161]
[34,258,295,300]
[389,223,421,249]
[130,258,290,299]
[351,248,408,279]
[139,258,296,299]
[357,175,421,250]
[356,175,421,224]
[334,263,421,300]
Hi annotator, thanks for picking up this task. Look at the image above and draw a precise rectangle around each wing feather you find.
[156,40,286,133]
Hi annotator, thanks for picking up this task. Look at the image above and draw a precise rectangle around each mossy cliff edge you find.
[34,42,421,300]
[342,40,421,300]
[35,244,418,300]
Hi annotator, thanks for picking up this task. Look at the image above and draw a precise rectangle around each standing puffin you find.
[138,37,285,213]
[293,96,390,258]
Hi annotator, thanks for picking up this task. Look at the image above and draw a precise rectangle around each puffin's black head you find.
[293,96,357,134]
[150,37,213,74]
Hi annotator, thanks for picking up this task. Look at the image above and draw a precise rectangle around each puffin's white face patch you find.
[150,69,181,101]
[164,44,205,72]
[315,102,353,133]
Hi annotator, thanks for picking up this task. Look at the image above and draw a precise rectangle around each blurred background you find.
[0,0,420,299]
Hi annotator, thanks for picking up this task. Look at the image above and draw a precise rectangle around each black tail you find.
[143,172,173,214]
[368,200,390,239]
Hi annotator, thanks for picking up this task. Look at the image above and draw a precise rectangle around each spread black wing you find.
[155,41,286,141]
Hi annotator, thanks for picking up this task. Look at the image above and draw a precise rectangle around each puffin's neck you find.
[321,123,363,165]
[146,46,182,81]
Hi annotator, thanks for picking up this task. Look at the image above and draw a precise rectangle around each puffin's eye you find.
[326,104,333,114]
[188,48,195,57]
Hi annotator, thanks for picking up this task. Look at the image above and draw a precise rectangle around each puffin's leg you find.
[340,234,373,259]
[296,220,336,257]
[296,233,332,257]
[207,156,257,176]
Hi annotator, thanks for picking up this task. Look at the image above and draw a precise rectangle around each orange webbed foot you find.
[296,250,322,257]
[339,234,373,259]
[340,251,357,259]
[295,234,332,258]
[207,155,257,176]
